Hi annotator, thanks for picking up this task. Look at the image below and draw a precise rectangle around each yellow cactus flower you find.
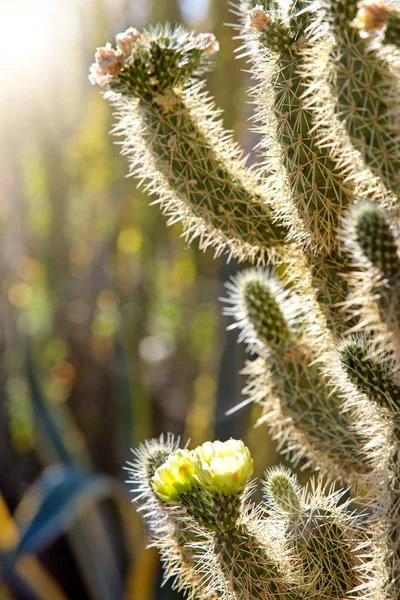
[152,449,196,502]
[194,439,253,496]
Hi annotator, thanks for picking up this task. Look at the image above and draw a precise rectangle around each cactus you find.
[91,1,400,598]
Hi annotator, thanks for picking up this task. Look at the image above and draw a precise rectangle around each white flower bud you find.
[88,43,122,87]
[88,63,113,87]
[116,27,141,57]
[95,43,121,75]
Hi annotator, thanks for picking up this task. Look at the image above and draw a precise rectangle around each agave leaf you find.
[10,465,117,561]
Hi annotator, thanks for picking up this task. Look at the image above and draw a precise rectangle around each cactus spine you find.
[91,2,400,598]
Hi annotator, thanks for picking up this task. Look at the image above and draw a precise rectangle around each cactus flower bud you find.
[194,439,253,496]
[152,449,196,502]
[116,27,141,57]
[248,6,274,32]
[352,1,388,38]
[89,43,122,87]
[95,44,121,75]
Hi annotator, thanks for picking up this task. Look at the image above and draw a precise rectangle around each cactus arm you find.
[240,2,374,333]
[320,0,400,197]
[223,269,368,481]
[340,338,400,598]
[342,201,400,364]
[213,524,300,600]
[125,436,220,599]
[91,27,297,264]
[340,338,400,411]
[264,469,366,599]
[243,1,354,251]
[152,440,304,599]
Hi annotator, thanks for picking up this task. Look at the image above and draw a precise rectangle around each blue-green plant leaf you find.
[11,465,118,562]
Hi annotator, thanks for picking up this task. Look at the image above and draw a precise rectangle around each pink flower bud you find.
[116,27,141,57]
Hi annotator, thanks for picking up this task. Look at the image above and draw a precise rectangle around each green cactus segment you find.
[160,524,221,600]
[265,468,366,600]
[223,269,293,352]
[126,436,214,599]
[215,526,301,600]
[225,269,368,479]
[111,30,206,99]
[340,340,400,597]
[350,203,400,277]
[248,4,355,251]
[265,468,301,512]
[136,100,288,255]
[244,3,357,333]
[341,337,400,597]
[264,471,363,598]
[288,508,359,599]
[180,489,243,534]
[309,251,355,333]
[267,349,367,478]
[343,202,400,363]
[326,0,400,197]
[256,15,304,54]
[92,26,293,262]
[340,338,400,411]
[268,54,337,234]
[242,272,291,348]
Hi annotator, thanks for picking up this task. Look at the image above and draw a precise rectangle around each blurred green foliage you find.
[0,0,280,598]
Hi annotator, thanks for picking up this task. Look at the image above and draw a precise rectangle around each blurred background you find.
[0,0,281,598]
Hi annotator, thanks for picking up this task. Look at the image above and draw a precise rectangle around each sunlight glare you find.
[0,0,79,116]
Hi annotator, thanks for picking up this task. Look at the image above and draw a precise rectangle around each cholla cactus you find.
[91,1,400,597]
